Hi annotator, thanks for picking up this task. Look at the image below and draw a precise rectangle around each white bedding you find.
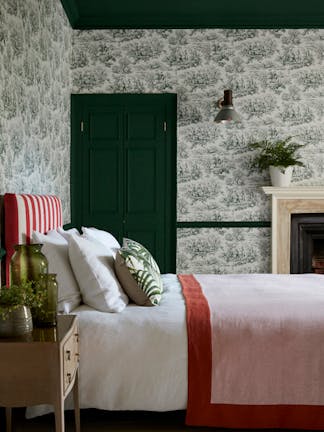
[74,273,187,411]
[28,272,324,417]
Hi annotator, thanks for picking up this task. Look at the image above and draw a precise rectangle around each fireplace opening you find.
[290,214,324,274]
[313,238,324,274]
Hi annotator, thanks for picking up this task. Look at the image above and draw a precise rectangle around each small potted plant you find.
[248,136,305,187]
[0,281,46,337]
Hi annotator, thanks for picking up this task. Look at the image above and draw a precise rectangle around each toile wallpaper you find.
[177,227,271,274]
[72,29,324,272]
[0,0,72,222]
[2,7,324,273]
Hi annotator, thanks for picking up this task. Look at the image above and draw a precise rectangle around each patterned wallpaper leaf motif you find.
[0,0,71,222]
[2,12,324,273]
[177,228,271,274]
[72,28,324,223]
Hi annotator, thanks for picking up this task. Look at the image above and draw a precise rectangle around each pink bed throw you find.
[179,273,324,429]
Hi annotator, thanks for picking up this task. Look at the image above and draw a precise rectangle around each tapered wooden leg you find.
[5,407,12,432]
[54,399,65,432]
[73,372,80,432]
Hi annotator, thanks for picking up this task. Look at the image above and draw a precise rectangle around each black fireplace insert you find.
[290,213,324,274]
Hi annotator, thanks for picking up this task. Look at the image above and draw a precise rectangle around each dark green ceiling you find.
[60,0,324,29]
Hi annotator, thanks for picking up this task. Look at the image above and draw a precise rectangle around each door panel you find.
[127,112,156,139]
[125,103,165,266]
[90,112,120,140]
[89,148,119,213]
[83,105,124,241]
[126,148,156,213]
[71,94,176,272]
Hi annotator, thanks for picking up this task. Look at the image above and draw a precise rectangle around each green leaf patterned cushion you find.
[122,238,160,274]
[114,247,163,306]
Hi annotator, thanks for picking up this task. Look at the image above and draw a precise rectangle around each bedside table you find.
[0,314,80,432]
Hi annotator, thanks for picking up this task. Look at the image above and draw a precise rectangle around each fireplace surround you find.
[263,187,324,274]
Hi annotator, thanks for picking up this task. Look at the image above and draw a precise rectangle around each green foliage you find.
[119,248,163,305]
[123,238,160,274]
[0,281,46,320]
[248,136,305,172]
[132,270,162,300]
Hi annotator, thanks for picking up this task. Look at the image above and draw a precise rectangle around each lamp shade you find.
[214,89,241,124]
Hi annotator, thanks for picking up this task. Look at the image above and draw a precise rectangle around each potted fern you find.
[0,282,46,337]
[248,136,305,187]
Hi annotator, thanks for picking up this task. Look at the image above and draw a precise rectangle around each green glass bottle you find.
[35,273,58,327]
[10,244,48,286]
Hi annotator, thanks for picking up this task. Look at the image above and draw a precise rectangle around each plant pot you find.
[0,305,33,338]
[269,165,293,187]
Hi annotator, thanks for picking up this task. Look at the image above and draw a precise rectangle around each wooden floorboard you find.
[0,408,319,431]
[0,408,210,431]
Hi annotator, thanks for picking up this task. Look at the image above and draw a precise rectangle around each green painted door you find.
[71,94,176,273]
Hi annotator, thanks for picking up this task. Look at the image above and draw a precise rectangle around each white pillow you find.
[57,226,81,241]
[68,235,128,313]
[81,227,120,257]
[32,231,82,313]
[45,229,67,242]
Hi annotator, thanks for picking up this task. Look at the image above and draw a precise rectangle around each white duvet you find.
[74,273,188,411]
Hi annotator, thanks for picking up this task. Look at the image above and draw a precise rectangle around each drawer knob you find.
[65,350,71,361]
[67,373,72,384]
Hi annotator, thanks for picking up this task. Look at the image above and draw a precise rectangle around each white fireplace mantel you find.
[262,186,324,273]
[262,186,324,200]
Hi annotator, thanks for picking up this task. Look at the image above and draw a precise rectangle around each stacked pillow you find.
[32,230,81,313]
[56,227,80,241]
[68,231,128,313]
[82,227,120,257]
[33,226,162,312]
[114,238,163,306]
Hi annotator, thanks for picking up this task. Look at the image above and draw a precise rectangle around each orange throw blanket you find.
[179,273,324,429]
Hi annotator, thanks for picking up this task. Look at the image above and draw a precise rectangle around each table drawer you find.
[63,319,79,393]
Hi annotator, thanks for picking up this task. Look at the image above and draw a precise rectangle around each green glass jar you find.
[34,273,58,327]
[10,244,48,286]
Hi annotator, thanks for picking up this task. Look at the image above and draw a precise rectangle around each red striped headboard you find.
[4,193,63,285]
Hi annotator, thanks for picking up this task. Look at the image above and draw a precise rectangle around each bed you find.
[2,192,324,430]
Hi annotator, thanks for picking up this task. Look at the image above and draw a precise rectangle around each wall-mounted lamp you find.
[214,89,241,124]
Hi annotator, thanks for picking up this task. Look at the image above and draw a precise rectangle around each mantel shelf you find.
[262,186,324,199]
